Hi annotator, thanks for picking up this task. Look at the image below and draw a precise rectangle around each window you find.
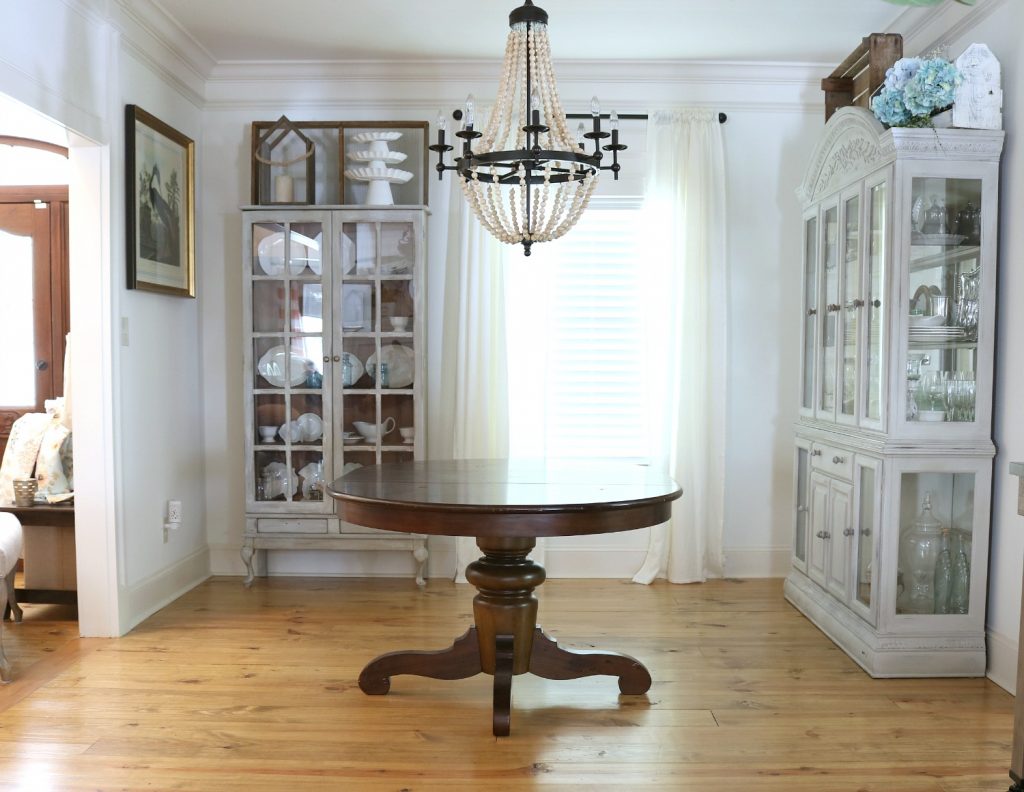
[506,198,650,459]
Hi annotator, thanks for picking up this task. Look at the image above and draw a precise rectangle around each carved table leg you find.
[240,539,256,588]
[529,627,652,694]
[358,627,482,694]
[492,635,514,737]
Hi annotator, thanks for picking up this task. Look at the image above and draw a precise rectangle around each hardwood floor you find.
[0,577,1014,790]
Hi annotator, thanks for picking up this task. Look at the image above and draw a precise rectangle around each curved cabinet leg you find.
[413,539,428,587]
[529,628,652,695]
[241,540,256,588]
[358,627,482,695]
[6,574,22,623]
[492,634,514,737]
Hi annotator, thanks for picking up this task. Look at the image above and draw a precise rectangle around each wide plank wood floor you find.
[0,577,1014,790]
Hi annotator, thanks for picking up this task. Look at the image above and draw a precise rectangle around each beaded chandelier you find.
[429,0,626,256]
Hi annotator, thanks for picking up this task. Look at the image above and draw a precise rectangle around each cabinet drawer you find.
[256,518,329,535]
[340,521,401,537]
[810,443,854,480]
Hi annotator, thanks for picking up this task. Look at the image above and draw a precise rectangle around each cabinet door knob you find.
[832,455,846,464]
[333,355,341,362]
[807,308,818,316]
[810,449,822,457]
[872,299,882,308]
[36,359,49,371]
[843,527,855,537]
[827,303,841,313]
[815,531,825,539]
[323,356,330,363]
[852,298,865,308]
[823,531,831,540]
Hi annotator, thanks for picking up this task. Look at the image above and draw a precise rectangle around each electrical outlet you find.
[167,500,182,524]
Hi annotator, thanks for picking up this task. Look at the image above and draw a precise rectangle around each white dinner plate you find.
[296,413,323,442]
[257,346,310,387]
[367,343,415,388]
[256,230,322,276]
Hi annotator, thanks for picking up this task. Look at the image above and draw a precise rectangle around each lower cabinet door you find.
[808,472,830,587]
[826,479,853,600]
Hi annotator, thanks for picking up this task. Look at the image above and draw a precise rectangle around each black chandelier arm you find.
[466,148,602,169]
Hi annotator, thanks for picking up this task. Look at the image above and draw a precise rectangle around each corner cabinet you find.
[240,207,428,586]
[785,108,1003,677]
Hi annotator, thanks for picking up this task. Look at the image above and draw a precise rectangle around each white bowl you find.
[918,410,946,422]
[389,316,410,331]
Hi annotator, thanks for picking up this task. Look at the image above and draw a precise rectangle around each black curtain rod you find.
[565,112,727,124]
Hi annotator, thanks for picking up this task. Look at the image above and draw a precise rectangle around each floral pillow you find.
[35,422,71,496]
[0,413,52,504]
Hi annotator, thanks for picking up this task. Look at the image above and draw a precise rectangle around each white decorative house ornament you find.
[345,131,413,206]
[952,44,1002,130]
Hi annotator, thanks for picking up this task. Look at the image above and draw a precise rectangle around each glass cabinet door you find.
[905,177,982,427]
[801,216,818,414]
[852,458,880,624]
[250,219,331,508]
[819,205,839,417]
[336,218,419,476]
[794,443,811,566]
[895,471,975,617]
[863,180,886,427]
[839,192,861,422]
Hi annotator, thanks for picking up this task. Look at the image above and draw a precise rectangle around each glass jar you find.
[900,492,945,614]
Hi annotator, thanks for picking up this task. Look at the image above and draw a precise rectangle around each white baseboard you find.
[120,546,210,633]
[723,546,790,578]
[986,626,1017,695]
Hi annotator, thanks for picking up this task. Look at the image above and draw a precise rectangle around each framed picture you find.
[340,122,429,206]
[126,105,195,297]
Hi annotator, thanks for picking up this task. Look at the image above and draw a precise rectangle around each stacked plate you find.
[909,325,966,344]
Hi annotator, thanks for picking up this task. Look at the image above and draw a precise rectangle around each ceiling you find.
[154,0,909,64]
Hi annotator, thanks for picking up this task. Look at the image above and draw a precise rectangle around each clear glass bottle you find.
[899,492,944,614]
[933,529,952,614]
[380,361,390,389]
[342,355,354,387]
[950,543,970,614]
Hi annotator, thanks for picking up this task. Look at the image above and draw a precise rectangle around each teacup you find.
[353,417,396,442]
[389,316,410,332]
[278,421,302,443]
[399,427,414,444]
[258,425,278,443]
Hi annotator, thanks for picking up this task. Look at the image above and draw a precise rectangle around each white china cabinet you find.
[241,207,428,585]
[785,108,1003,676]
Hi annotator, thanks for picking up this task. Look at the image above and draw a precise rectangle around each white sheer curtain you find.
[633,109,727,584]
[439,175,510,582]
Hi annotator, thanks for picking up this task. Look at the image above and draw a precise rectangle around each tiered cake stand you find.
[345,131,413,206]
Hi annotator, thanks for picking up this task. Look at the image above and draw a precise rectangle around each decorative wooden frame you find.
[125,105,195,297]
[340,121,429,206]
[250,120,341,205]
[821,33,903,122]
[252,116,317,205]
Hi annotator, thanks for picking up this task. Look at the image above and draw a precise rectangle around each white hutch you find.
[785,108,1003,676]
[240,207,428,585]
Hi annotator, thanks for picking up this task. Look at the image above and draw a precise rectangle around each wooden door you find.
[0,199,65,455]
[808,473,830,587]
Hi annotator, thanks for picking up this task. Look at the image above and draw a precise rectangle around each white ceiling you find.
[154,0,909,64]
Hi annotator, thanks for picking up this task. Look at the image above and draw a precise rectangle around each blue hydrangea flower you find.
[902,58,960,117]
[871,87,912,127]
[883,57,922,92]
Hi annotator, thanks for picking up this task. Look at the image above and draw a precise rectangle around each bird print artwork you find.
[137,161,182,266]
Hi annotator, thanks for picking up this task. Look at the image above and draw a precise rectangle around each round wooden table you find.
[327,459,682,736]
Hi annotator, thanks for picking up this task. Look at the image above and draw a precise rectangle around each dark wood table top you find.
[0,502,75,526]
[327,459,681,538]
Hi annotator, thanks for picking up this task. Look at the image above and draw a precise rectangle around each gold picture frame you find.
[126,105,195,297]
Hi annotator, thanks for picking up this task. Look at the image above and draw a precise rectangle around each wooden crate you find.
[821,33,903,122]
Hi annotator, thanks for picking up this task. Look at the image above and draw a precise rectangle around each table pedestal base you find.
[358,536,651,736]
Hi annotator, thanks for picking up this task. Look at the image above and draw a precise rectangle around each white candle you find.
[275,174,294,203]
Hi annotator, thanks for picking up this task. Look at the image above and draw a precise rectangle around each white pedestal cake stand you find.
[345,131,414,206]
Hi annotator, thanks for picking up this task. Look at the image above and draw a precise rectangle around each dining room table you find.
[327,458,682,736]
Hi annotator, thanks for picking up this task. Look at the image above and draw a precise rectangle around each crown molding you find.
[887,0,1010,57]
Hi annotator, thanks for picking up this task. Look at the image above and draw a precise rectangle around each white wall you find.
[890,0,1024,692]
[0,0,212,633]
[199,60,824,579]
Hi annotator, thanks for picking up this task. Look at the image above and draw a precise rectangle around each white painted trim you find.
[724,547,791,578]
[120,546,211,632]
[893,0,1011,58]
[987,626,1017,695]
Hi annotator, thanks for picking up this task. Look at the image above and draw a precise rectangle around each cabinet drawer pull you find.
[832,455,846,464]
[843,527,855,537]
